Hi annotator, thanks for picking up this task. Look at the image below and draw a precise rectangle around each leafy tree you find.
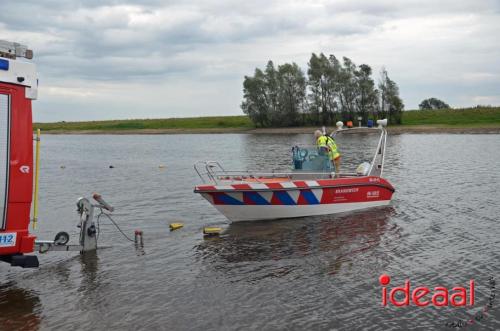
[263,61,280,125]
[241,68,270,127]
[276,62,306,126]
[241,60,306,127]
[355,64,378,124]
[307,53,340,125]
[379,68,404,124]
[419,98,450,110]
[338,57,358,120]
[326,54,343,122]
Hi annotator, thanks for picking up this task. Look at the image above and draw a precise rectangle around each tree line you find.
[241,53,404,127]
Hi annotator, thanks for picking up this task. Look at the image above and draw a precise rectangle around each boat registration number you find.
[0,233,16,247]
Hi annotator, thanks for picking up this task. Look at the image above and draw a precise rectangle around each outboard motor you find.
[0,40,39,267]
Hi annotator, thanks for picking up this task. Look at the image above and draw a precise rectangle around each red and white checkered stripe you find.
[194,177,394,192]
[195,180,323,192]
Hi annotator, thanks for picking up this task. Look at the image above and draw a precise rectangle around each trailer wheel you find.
[54,231,70,245]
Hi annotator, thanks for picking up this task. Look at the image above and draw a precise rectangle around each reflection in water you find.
[134,237,146,256]
[196,207,398,278]
[78,251,100,294]
[0,283,41,331]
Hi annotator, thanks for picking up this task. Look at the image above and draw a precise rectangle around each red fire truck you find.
[0,40,39,268]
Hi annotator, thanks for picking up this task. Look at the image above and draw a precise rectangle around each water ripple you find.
[0,134,499,330]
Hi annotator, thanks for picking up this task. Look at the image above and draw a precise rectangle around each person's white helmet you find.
[314,130,323,138]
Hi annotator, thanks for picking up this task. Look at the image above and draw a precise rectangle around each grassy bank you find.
[34,106,500,133]
[401,107,500,126]
[35,115,254,132]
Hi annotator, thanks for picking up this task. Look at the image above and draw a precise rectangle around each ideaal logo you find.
[446,276,496,328]
[379,274,496,328]
[379,274,474,307]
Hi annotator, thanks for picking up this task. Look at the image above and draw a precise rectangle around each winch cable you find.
[96,209,135,242]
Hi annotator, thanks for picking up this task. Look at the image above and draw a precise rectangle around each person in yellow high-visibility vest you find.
[314,130,341,177]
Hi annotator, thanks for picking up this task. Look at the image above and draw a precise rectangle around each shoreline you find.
[36,125,500,135]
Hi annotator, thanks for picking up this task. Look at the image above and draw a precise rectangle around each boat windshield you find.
[291,146,333,172]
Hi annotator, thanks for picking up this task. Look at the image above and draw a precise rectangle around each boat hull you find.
[209,200,391,222]
[195,176,395,222]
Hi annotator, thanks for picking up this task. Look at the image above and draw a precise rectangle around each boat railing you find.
[367,127,387,177]
[196,170,336,185]
[194,162,366,184]
[331,126,383,136]
[194,161,226,183]
[332,125,387,177]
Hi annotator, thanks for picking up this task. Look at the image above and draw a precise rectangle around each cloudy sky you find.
[1,0,499,122]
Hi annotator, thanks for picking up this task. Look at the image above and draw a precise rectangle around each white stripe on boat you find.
[210,200,391,222]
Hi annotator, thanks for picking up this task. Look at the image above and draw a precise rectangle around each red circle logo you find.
[379,274,391,286]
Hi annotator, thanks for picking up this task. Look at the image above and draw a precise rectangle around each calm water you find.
[0,133,499,330]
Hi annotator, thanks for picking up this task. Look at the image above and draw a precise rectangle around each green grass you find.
[401,107,500,126]
[34,107,500,132]
[35,115,254,131]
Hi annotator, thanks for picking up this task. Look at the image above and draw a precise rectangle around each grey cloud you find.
[1,0,390,81]
[1,0,499,120]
